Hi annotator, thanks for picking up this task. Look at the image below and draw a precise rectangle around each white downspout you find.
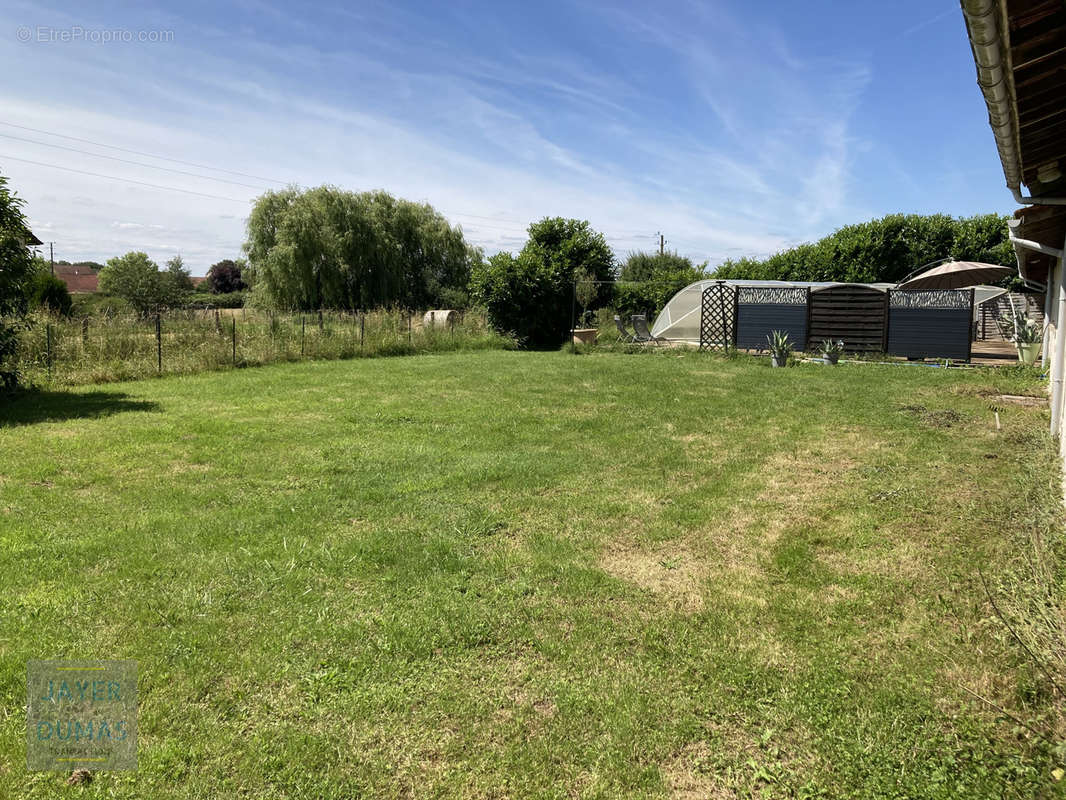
[1009,229,1063,367]
[1044,284,1053,366]
[1053,247,1066,440]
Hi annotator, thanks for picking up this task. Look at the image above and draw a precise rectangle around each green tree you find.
[470,217,615,348]
[205,259,247,294]
[615,251,707,318]
[243,186,477,310]
[161,254,194,299]
[0,174,36,390]
[98,252,170,315]
[713,213,1015,284]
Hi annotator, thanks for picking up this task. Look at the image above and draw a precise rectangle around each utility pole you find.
[658,232,665,255]
[49,242,54,276]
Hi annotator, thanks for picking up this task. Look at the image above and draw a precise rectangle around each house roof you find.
[57,272,99,293]
[962,0,1066,284]
[53,264,100,293]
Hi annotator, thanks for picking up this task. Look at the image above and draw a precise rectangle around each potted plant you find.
[1015,315,1042,364]
[1002,310,1042,364]
[820,339,845,365]
[767,330,792,367]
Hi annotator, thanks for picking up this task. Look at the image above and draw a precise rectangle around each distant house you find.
[52,264,208,293]
[54,263,100,294]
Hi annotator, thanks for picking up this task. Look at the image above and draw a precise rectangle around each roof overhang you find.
[963,0,1066,282]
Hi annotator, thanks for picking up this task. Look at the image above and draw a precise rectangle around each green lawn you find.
[0,350,1062,798]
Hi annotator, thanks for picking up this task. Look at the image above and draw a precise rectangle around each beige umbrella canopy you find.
[897,260,1013,290]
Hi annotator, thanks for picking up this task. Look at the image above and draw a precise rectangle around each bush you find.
[27,270,72,316]
[614,251,707,319]
[0,174,36,392]
[184,291,246,309]
[470,217,614,348]
[71,292,134,317]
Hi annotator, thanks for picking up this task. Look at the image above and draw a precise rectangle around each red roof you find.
[53,265,99,293]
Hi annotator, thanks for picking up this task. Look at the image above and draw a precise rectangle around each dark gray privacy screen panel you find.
[735,287,807,350]
[886,290,973,361]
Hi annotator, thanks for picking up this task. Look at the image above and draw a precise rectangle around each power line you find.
[0,132,276,192]
[1,121,706,253]
[0,120,291,186]
[0,155,252,203]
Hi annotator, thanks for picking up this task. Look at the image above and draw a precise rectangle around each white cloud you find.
[0,0,874,273]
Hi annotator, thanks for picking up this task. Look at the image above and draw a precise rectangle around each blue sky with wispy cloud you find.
[0,0,1012,274]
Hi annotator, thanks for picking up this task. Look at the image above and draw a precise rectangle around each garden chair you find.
[631,315,666,345]
[614,315,635,343]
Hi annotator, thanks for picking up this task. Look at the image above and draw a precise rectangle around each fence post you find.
[408,309,412,344]
[360,313,364,348]
[232,318,237,366]
[81,317,89,348]
[301,315,306,357]
[46,323,53,379]
[318,309,324,331]
[570,281,577,354]
[156,313,162,373]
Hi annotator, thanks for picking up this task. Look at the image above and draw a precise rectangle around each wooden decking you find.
[971,340,1028,366]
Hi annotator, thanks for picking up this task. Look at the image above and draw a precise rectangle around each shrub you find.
[614,251,707,319]
[27,270,72,316]
[70,292,134,317]
[0,174,36,391]
[470,217,614,348]
[184,291,246,309]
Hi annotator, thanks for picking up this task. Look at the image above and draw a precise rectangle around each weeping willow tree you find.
[243,186,479,310]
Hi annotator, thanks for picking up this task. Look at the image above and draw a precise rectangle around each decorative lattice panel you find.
[889,289,972,309]
[736,286,808,305]
[699,283,735,350]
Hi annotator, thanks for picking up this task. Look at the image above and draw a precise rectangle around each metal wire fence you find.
[17,308,510,386]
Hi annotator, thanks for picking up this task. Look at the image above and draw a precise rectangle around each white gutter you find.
[1013,188,1066,206]
[962,0,1066,206]
[1009,228,1065,259]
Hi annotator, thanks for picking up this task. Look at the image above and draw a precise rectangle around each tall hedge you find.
[713,213,1013,284]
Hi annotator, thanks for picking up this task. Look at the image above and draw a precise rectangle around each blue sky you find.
[0,0,1011,274]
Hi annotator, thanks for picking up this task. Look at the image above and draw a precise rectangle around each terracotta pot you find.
[572,328,599,345]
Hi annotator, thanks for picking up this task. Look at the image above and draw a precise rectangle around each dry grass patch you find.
[600,540,707,612]
[661,741,732,799]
